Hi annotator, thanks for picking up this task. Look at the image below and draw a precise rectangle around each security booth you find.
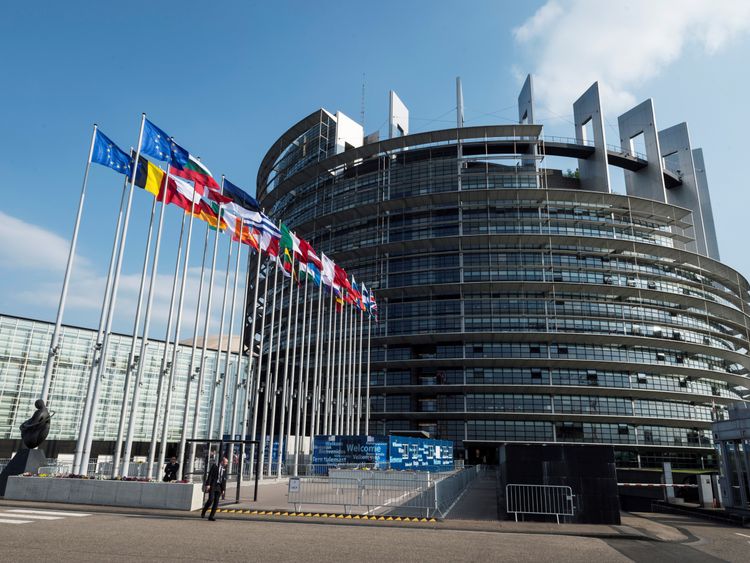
[713,402,750,512]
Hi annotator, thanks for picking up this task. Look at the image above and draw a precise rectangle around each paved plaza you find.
[1,496,749,563]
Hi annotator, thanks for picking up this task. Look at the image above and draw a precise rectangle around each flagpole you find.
[247,258,270,478]
[258,262,280,478]
[349,306,357,434]
[276,256,297,478]
[266,263,286,477]
[71,173,127,474]
[309,281,323,438]
[333,303,341,435]
[365,314,372,435]
[113,193,158,477]
[344,307,351,435]
[77,114,146,473]
[121,171,172,476]
[159,199,198,477]
[41,124,98,405]
[206,235,233,441]
[356,307,364,435]
[349,307,355,434]
[147,205,186,478]
[190,178,225,464]
[301,279,319,462]
[292,273,308,476]
[228,244,252,474]
[215,236,242,463]
[336,304,346,435]
[241,248,265,480]
[324,289,334,434]
[177,220,211,477]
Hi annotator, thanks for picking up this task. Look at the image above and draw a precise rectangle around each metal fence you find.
[287,466,480,517]
[505,484,575,524]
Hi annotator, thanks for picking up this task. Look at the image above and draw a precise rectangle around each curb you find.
[214,508,439,523]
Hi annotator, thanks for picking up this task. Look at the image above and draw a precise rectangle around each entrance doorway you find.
[465,442,499,465]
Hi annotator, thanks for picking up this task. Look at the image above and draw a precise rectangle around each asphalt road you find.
[622,512,750,563]
[0,506,748,562]
[0,506,629,563]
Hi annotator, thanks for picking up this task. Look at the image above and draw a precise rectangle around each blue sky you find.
[1,0,749,336]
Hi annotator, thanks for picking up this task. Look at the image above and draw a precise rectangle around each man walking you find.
[201,456,228,521]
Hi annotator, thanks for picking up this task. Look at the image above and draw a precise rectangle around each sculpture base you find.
[0,448,47,496]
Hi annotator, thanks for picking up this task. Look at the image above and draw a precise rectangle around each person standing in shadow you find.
[163,457,179,482]
[201,456,228,521]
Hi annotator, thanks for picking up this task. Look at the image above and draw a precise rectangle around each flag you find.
[370,291,378,320]
[206,200,228,231]
[259,213,281,239]
[140,118,219,190]
[259,229,278,254]
[157,175,201,212]
[171,152,220,192]
[198,199,227,231]
[266,236,280,259]
[231,216,259,249]
[334,265,351,292]
[321,254,335,287]
[140,119,173,162]
[334,265,351,309]
[351,277,363,310]
[92,130,132,175]
[298,238,322,270]
[279,224,296,274]
[223,179,260,211]
[361,283,370,311]
[301,262,321,285]
[134,155,164,197]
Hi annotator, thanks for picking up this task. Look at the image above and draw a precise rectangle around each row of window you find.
[370,393,716,421]
[371,367,736,398]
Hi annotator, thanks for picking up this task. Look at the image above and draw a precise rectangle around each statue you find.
[0,399,54,495]
[20,399,53,449]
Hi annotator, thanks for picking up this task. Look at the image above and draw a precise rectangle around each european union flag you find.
[91,130,132,175]
[140,119,173,162]
[224,179,261,211]
[168,139,189,168]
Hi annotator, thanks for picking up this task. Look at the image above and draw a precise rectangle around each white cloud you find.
[0,209,88,272]
[0,209,247,339]
[513,0,750,117]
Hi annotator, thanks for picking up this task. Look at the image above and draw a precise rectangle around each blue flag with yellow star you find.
[91,129,132,175]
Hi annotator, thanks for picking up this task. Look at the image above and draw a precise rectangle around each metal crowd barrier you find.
[288,466,480,517]
[506,484,575,524]
[434,464,481,516]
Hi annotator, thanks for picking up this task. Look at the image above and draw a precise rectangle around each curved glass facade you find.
[256,114,750,468]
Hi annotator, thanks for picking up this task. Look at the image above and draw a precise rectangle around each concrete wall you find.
[5,476,203,511]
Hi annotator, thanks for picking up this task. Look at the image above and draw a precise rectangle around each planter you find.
[4,476,203,511]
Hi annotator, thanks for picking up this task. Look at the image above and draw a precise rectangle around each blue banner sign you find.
[312,435,389,467]
[388,436,454,471]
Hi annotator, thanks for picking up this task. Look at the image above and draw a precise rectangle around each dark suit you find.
[201,462,227,520]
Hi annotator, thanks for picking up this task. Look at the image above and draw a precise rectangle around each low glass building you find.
[254,79,750,469]
[0,314,246,458]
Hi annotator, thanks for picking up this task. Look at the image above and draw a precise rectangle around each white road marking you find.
[0,518,33,524]
[0,513,63,520]
[6,509,91,517]
[735,532,750,539]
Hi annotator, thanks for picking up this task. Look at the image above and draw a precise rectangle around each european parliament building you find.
[255,76,750,469]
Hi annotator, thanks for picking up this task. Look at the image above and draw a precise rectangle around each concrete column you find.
[573,82,610,193]
[658,122,705,255]
[692,148,721,260]
[617,99,667,202]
